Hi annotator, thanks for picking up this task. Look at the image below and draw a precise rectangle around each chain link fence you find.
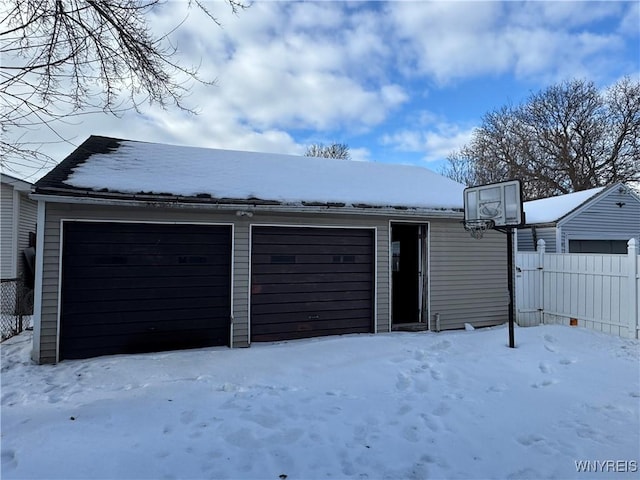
[1,278,33,341]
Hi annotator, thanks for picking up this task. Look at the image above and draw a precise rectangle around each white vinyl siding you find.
[1,184,15,278]
[559,188,640,254]
[0,181,37,280]
[517,228,535,252]
[17,194,37,279]
[232,222,249,347]
[430,220,508,330]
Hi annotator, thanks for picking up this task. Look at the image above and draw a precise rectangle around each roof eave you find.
[1,173,33,192]
[30,189,464,219]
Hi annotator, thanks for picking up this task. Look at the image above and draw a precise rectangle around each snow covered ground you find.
[1,324,638,479]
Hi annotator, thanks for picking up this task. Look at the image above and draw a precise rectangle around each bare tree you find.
[439,151,477,186]
[305,143,351,160]
[443,78,640,200]
[0,0,247,175]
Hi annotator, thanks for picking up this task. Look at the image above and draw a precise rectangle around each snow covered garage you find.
[30,136,509,363]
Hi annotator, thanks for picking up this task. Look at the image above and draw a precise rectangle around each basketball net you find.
[463,219,495,240]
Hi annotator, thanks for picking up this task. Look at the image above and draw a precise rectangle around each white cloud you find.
[152,1,408,131]
[349,147,372,163]
[507,1,624,29]
[3,0,637,181]
[618,1,640,36]
[381,113,475,163]
[388,1,631,84]
[502,28,624,82]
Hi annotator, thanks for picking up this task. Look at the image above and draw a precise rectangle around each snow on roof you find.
[523,186,606,224]
[64,139,466,210]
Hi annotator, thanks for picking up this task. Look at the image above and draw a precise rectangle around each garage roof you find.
[524,186,606,224]
[35,136,466,212]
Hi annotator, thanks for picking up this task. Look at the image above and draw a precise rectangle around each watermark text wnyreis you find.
[575,460,638,473]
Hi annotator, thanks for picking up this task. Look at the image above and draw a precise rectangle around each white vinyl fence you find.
[516,238,639,339]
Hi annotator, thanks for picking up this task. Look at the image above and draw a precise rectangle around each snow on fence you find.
[516,238,639,339]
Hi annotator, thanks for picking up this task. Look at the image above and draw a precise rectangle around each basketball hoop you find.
[462,179,523,349]
[463,219,495,239]
[463,180,524,229]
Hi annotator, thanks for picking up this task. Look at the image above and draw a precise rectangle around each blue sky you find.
[6,0,640,180]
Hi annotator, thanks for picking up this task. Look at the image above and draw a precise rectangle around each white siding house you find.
[1,173,37,330]
[517,183,640,254]
[1,174,37,280]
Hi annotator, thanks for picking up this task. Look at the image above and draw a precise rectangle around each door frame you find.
[389,221,430,328]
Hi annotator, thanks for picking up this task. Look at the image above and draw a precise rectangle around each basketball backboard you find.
[464,180,524,227]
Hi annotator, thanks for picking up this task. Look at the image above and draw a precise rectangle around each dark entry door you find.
[251,226,374,342]
[392,224,420,324]
[60,222,232,360]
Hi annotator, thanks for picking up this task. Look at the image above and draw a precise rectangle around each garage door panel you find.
[252,298,373,316]
[63,285,230,303]
[252,272,372,285]
[63,275,224,292]
[62,329,227,359]
[62,306,229,327]
[252,262,372,275]
[63,264,229,280]
[63,253,230,268]
[252,308,372,325]
[61,222,232,360]
[63,241,231,255]
[253,280,371,295]
[252,318,368,335]
[65,225,230,245]
[252,253,372,265]
[257,281,370,294]
[63,317,229,338]
[63,293,230,315]
[251,289,371,305]
[251,244,374,255]
[252,312,372,329]
[252,327,370,343]
[251,226,374,342]
[254,232,370,242]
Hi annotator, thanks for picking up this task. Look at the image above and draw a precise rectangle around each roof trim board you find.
[30,192,464,219]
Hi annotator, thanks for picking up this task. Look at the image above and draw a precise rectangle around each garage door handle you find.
[307,315,319,320]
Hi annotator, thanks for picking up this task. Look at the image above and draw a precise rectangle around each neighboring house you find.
[1,173,37,282]
[31,135,510,363]
[517,183,640,253]
[1,174,37,321]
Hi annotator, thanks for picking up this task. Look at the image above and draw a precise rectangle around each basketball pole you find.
[506,226,516,348]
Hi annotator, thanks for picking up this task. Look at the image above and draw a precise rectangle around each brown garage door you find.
[251,226,374,342]
[60,222,232,360]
